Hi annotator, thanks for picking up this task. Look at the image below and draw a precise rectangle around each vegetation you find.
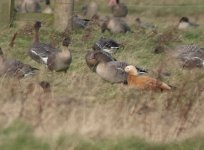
[0,0,204,149]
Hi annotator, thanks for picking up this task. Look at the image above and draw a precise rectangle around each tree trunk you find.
[0,0,15,29]
[54,0,74,32]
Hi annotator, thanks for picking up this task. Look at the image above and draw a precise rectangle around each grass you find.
[0,0,204,149]
[0,121,49,150]
[1,121,204,150]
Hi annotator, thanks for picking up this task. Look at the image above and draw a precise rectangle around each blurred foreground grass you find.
[1,121,204,150]
[1,0,204,149]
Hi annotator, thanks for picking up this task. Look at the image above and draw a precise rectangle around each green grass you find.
[0,121,49,150]
[1,0,204,149]
[1,122,204,150]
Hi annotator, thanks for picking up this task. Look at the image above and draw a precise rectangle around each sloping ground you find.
[1,0,204,149]
[1,121,204,150]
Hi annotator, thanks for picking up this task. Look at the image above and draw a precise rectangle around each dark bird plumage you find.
[178,17,199,30]
[86,51,147,83]
[0,47,38,78]
[28,21,58,65]
[92,37,120,55]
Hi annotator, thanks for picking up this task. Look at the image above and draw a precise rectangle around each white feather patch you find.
[41,57,48,64]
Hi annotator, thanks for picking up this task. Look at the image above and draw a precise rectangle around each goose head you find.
[85,50,114,71]
[179,17,189,23]
[62,37,71,47]
[34,21,41,30]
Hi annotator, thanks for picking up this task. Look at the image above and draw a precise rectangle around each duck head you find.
[124,65,139,76]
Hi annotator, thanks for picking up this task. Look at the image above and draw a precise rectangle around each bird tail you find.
[168,84,177,90]
[161,82,172,90]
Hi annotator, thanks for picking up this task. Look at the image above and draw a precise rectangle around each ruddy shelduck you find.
[125,65,171,91]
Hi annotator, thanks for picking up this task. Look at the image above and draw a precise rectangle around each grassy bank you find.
[1,0,204,149]
[1,121,204,150]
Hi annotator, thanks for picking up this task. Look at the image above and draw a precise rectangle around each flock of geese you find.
[1,0,204,92]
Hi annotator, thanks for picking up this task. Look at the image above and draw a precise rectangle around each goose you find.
[42,0,53,14]
[0,47,38,78]
[47,38,72,72]
[108,0,128,17]
[124,65,171,91]
[89,51,147,83]
[174,44,204,68]
[28,21,58,65]
[178,17,199,30]
[92,37,120,55]
[85,50,114,72]
[101,17,131,33]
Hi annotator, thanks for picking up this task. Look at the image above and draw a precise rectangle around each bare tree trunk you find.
[0,0,15,29]
[54,0,74,32]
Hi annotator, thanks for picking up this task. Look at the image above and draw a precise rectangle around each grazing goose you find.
[85,50,115,72]
[178,17,199,30]
[42,0,53,14]
[47,38,72,72]
[108,0,128,17]
[0,48,38,78]
[82,1,98,19]
[20,0,41,13]
[125,65,171,91]
[135,18,156,31]
[89,51,147,83]
[174,44,204,68]
[73,15,90,29]
[92,37,120,55]
[28,21,58,65]
[101,17,131,33]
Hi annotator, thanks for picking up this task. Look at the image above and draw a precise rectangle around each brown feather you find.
[128,75,171,91]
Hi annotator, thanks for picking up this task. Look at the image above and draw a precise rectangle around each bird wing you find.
[29,43,58,64]
[129,75,161,89]
[4,59,37,78]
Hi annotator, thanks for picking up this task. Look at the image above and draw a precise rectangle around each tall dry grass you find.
[0,66,204,143]
[1,0,204,146]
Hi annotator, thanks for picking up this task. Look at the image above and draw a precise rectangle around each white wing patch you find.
[41,57,48,64]
[30,48,48,64]
[30,49,39,56]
